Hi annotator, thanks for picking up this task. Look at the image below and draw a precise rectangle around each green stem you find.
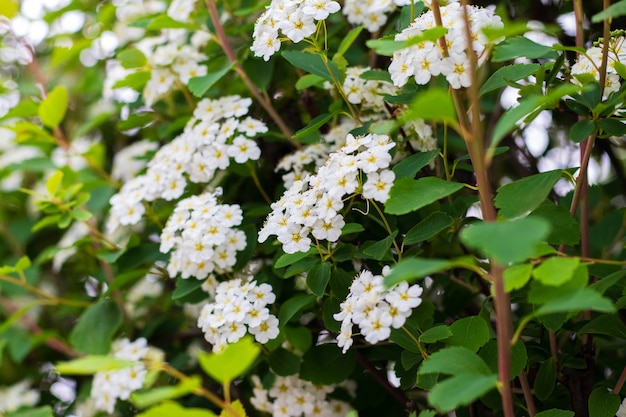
[248,162,272,204]
[370,200,402,260]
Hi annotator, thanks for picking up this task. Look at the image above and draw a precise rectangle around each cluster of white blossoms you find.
[251,0,341,61]
[0,379,40,413]
[167,0,197,22]
[259,133,396,254]
[90,338,151,414]
[107,95,265,233]
[111,139,159,182]
[159,191,247,279]
[334,269,423,353]
[389,2,503,89]
[571,36,626,97]
[197,278,280,352]
[343,0,411,33]
[250,374,354,417]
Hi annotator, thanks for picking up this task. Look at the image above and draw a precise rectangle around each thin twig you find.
[519,371,537,417]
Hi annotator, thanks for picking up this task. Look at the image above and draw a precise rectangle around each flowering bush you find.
[1,1,626,417]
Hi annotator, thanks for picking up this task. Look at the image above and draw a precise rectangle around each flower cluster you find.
[168,0,197,22]
[343,0,410,33]
[250,374,354,417]
[90,338,150,414]
[571,36,626,97]
[107,95,265,232]
[389,3,503,89]
[197,278,280,352]
[342,66,397,112]
[251,0,341,61]
[0,379,40,413]
[259,133,396,254]
[334,269,423,353]
[160,191,246,279]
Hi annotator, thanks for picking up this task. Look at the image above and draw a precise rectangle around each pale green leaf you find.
[429,373,498,412]
[447,316,491,352]
[198,336,260,385]
[504,263,533,292]
[532,257,580,286]
[55,355,138,375]
[39,86,69,129]
[136,401,217,417]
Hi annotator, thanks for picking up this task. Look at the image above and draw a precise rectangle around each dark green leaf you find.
[117,112,157,131]
[588,386,621,417]
[172,278,204,300]
[392,150,439,179]
[278,294,317,325]
[531,203,580,245]
[479,340,527,380]
[419,325,452,344]
[419,346,492,375]
[447,316,491,352]
[479,63,541,96]
[188,58,234,97]
[460,217,551,265]
[570,119,596,142]
[578,314,626,339]
[404,212,454,245]
[598,118,626,137]
[360,69,392,83]
[429,373,498,412]
[69,300,122,355]
[385,177,464,215]
[295,74,326,90]
[275,248,316,269]
[534,357,556,400]
[492,37,558,62]
[293,111,340,140]
[300,344,356,384]
[242,57,275,90]
[337,26,364,57]
[495,170,562,219]
[535,410,574,417]
[283,325,312,352]
[390,322,422,353]
[306,262,331,297]
[6,406,54,417]
[282,51,341,82]
[269,347,301,376]
[590,269,626,295]
[363,230,398,260]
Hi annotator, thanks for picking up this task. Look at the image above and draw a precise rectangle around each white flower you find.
[362,169,395,203]
[302,0,341,21]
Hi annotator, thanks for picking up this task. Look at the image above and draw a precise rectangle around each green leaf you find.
[447,316,491,352]
[504,263,533,292]
[532,257,580,286]
[419,346,492,376]
[479,63,541,96]
[55,355,138,375]
[278,294,317,325]
[219,400,246,417]
[293,111,340,140]
[363,230,398,260]
[534,288,615,316]
[528,264,588,304]
[366,26,447,56]
[39,86,68,129]
[460,217,551,265]
[578,314,626,339]
[136,401,217,417]
[401,88,457,126]
[295,74,326,90]
[592,1,626,22]
[491,84,579,152]
[269,347,301,376]
[569,119,596,142]
[283,325,312,352]
[492,36,558,62]
[282,51,341,82]
[341,223,365,236]
[390,322,422,353]
[419,325,452,344]
[337,26,364,57]
[392,150,439,179]
[117,112,157,131]
[117,48,147,69]
[590,269,626,295]
[534,357,556,400]
[6,406,54,417]
[478,340,528,380]
[130,376,202,409]
[360,69,393,83]
[198,336,260,385]
[146,15,196,30]
[385,177,464,215]
[69,300,122,355]
[306,262,331,297]
[112,71,151,90]
[242,57,275,90]
[384,258,453,287]
[531,203,580,246]
[300,344,356,384]
[428,373,498,412]
[275,248,316,269]
[495,170,562,219]
[535,411,574,417]
[404,212,454,245]
[188,58,234,97]
[588,386,621,417]
[598,118,626,137]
